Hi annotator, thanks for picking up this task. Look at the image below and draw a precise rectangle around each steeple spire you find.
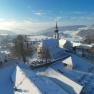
[55,21,58,33]
[54,22,59,39]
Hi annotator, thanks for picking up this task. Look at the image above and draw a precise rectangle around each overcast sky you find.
[0,0,94,34]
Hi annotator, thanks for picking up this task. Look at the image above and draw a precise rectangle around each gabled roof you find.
[42,38,58,48]
[12,66,69,94]
[61,53,93,72]
[38,68,83,94]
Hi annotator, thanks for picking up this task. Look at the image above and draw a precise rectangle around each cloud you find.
[0,19,54,34]
[33,12,43,16]
[0,15,94,34]
[0,18,5,21]
[32,11,45,16]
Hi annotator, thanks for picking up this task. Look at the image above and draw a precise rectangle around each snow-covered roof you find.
[26,35,50,41]
[72,42,93,49]
[67,54,93,71]
[1,61,71,94]
[42,38,58,48]
[49,47,68,59]
[35,53,94,94]
[12,66,69,94]
[54,66,94,94]
[38,68,83,94]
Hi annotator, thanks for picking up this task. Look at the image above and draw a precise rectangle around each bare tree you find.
[14,35,26,62]
[45,48,52,62]
[39,47,52,62]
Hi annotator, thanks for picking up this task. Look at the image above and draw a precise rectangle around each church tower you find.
[54,22,59,40]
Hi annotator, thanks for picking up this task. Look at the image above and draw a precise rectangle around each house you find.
[59,39,73,51]
[72,42,93,58]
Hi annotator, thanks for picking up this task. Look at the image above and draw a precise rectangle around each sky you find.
[0,0,94,34]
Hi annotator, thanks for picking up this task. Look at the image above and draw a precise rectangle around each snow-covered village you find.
[0,0,94,94]
[0,22,94,94]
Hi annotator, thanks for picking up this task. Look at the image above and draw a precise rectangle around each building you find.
[53,22,59,40]
[1,47,94,94]
[72,43,93,57]
[37,38,59,59]
[59,39,73,51]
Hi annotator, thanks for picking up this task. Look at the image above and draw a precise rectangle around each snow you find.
[0,36,94,94]
[0,62,69,94]
[72,42,93,48]
[37,68,83,94]
[63,56,73,69]
[0,59,29,94]
[59,39,67,48]
[66,54,93,72]
[56,67,94,94]
[0,63,16,94]
[0,52,94,94]
[34,51,94,94]
[42,38,59,49]
[12,65,69,94]
[49,48,68,59]
[27,35,50,41]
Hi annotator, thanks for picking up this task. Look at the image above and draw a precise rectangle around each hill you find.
[0,30,16,35]
[77,29,94,44]
[37,25,87,37]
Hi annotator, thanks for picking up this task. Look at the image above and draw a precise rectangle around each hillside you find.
[0,30,16,35]
[37,25,87,37]
[77,29,94,44]
[77,29,94,37]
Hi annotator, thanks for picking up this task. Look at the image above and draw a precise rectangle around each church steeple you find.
[54,22,59,39]
[55,22,58,33]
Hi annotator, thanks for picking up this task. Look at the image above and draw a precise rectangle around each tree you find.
[45,48,52,62]
[38,47,52,62]
[14,35,26,62]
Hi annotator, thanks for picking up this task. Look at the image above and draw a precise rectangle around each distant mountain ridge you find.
[77,29,94,37]
[37,25,87,37]
[0,30,16,35]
